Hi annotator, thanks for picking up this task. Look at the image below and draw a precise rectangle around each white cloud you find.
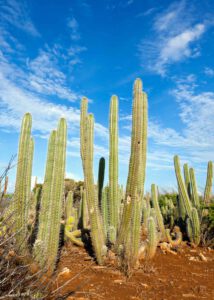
[139,1,207,75]
[0,0,39,36]
[67,17,81,40]
[204,67,214,77]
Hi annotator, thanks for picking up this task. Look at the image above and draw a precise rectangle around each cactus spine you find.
[204,161,213,204]
[109,95,119,244]
[14,113,33,253]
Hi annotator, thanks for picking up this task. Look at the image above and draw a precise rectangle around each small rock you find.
[199,253,207,262]
[182,293,196,298]
[140,283,149,289]
[114,279,124,284]
[58,267,71,280]
[189,256,199,262]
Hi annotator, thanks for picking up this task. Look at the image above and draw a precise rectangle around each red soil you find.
[51,245,214,300]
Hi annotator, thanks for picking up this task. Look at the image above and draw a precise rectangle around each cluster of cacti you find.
[1,77,213,278]
[173,156,214,247]
[78,78,153,271]
[3,114,67,274]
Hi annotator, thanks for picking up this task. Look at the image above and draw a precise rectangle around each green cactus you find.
[65,191,74,219]
[145,217,158,259]
[80,97,88,172]
[14,113,33,253]
[189,168,200,209]
[129,194,142,268]
[34,119,67,272]
[204,161,213,204]
[109,95,119,244]
[101,186,109,239]
[117,79,147,250]
[166,226,182,247]
[46,118,67,272]
[34,130,57,262]
[80,108,106,264]
[174,156,201,246]
[183,163,191,199]
[174,156,192,217]
[98,157,105,208]
[151,184,167,241]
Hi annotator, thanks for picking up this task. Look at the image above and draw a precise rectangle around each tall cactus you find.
[204,161,213,204]
[34,130,57,264]
[34,119,67,272]
[14,113,33,253]
[109,95,119,244]
[46,118,67,272]
[80,102,106,264]
[117,79,147,251]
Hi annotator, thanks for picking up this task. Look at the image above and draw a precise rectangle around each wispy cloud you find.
[204,67,214,77]
[67,17,81,40]
[138,1,208,75]
[0,0,39,36]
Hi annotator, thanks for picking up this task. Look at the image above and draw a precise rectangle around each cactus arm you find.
[166,228,182,247]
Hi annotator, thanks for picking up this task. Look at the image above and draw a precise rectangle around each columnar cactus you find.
[65,191,74,219]
[151,184,167,241]
[98,157,105,208]
[174,156,192,217]
[46,119,67,272]
[34,119,67,272]
[101,186,109,239]
[80,100,106,264]
[174,155,201,246]
[34,130,57,260]
[189,168,200,209]
[145,217,158,259]
[117,79,147,253]
[204,161,213,204]
[183,163,191,199]
[14,113,33,253]
[109,95,119,244]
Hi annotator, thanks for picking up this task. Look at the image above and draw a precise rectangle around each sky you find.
[0,0,213,193]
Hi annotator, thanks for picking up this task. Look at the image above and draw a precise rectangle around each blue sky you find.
[0,0,213,193]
